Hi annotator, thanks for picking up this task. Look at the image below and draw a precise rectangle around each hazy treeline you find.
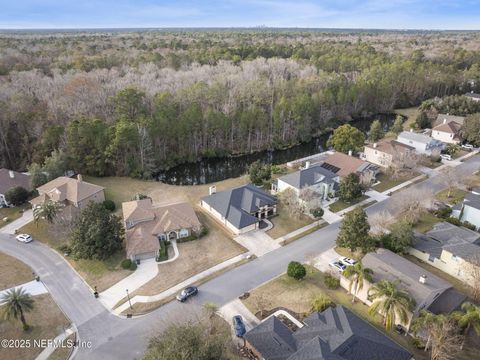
[1,30,479,177]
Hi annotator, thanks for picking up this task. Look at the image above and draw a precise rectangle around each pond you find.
[155,113,397,185]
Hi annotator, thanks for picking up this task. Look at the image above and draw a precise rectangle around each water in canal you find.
[155,113,397,185]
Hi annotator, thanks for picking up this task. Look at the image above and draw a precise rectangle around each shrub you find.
[310,208,324,219]
[311,295,334,312]
[157,239,169,262]
[58,244,72,255]
[129,262,137,271]
[199,227,209,237]
[121,259,132,269]
[177,234,197,243]
[463,221,477,231]
[324,274,340,289]
[436,206,452,219]
[446,216,462,226]
[287,261,306,280]
[103,199,116,212]
[5,186,30,206]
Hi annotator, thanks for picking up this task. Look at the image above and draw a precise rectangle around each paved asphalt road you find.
[1,155,479,359]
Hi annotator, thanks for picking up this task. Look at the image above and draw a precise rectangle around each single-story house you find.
[200,183,277,234]
[0,168,32,207]
[397,130,445,156]
[465,92,480,102]
[244,305,413,360]
[30,175,105,213]
[363,140,415,168]
[319,151,378,184]
[409,222,480,283]
[123,198,201,261]
[272,162,340,200]
[350,249,465,329]
[431,117,463,144]
[452,188,480,230]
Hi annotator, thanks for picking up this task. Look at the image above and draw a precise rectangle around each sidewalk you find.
[114,252,250,315]
[99,258,159,309]
[35,325,75,360]
[0,280,48,300]
[0,209,33,234]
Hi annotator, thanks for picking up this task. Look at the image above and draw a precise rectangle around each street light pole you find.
[126,289,132,309]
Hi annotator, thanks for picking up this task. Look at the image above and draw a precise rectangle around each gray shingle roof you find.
[278,165,339,190]
[246,306,412,360]
[464,192,480,210]
[0,168,32,194]
[398,131,436,145]
[201,184,276,229]
[434,114,465,126]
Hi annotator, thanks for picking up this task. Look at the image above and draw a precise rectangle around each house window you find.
[179,229,189,238]
[158,234,167,241]
[451,254,459,262]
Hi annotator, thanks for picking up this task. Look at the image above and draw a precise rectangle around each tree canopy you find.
[336,207,373,253]
[327,124,366,154]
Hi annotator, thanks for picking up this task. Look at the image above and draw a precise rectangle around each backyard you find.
[394,106,419,130]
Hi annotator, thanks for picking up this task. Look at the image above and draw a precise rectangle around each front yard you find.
[126,211,246,297]
[19,220,131,292]
[0,205,28,229]
[328,195,368,213]
[266,204,315,239]
[372,172,419,193]
[436,188,467,205]
[0,294,70,360]
[0,252,34,289]
[241,265,429,359]
[413,212,442,233]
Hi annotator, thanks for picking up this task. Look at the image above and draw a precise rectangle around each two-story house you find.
[396,130,445,155]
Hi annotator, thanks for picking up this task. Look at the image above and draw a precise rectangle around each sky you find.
[1,0,479,30]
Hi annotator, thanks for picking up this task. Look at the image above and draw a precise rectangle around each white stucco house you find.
[396,130,445,156]
[452,188,480,230]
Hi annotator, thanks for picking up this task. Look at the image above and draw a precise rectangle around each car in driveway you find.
[461,143,474,151]
[176,286,198,302]
[440,154,452,161]
[339,256,357,266]
[232,315,246,337]
[329,261,346,273]
[15,234,33,243]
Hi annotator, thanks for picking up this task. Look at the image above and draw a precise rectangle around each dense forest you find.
[1,30,480,178]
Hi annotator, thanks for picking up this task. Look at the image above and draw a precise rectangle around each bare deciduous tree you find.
[278,188,305,219]
[463,254,480,302]
[387,187,435,224]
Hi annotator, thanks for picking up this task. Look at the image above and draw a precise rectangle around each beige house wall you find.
[431,130,460,144]
[363,146,393,168]
[200,200,258,235]
[76,190,105,209]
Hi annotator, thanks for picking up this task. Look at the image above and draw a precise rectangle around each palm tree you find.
[1,287,34,331]
[33,200,63,225]
[412,310,442,352]
[368,279,415,331]
[343,261,373,303]
[452,302,480,349]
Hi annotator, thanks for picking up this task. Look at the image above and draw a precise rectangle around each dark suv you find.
[232,315,246,337]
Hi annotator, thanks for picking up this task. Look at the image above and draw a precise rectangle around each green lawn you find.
[19,220,131,291]
[329,195,368,213]
[394,107,420,130]
[279,222,327,246]
[413,212,442,233]
[373,172,419,193]
[0,205,28,228]
[436,188,467,205]
[266,203,314,239]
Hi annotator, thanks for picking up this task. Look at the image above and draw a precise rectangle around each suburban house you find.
[465,92,480,102]
[0,168,32,207]
[30,175,105,212]
[363,140,415,168]
[272,162,340,201]
[452,188,480,229]
[409,222,480,283]
[396,130,445,155]
[433,113,465,128]
[349,249,466,329]
[200,184,277,234]
[431,116,463,144]
[319,151,378,184]
[244,305,413,360]
[122,198,201,261]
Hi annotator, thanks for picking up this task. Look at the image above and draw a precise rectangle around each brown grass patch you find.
[0,252,33,289]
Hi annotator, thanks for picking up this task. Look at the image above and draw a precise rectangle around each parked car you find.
[232,315,246,337]
[176,286,198,302]
[339,257,357,266]
[461,143,474,151]
[329,261,347,273]
[440,154,452,161]
[15,234,33,243]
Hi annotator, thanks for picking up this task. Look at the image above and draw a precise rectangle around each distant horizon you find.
[2,1,480,30]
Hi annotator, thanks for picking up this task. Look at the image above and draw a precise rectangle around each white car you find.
[440,154,452,161]
[461,144,474,150]
[329,261,347,273]
[15,234,33,243]
[339,256,357,266]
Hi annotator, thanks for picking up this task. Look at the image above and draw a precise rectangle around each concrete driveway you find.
[0,209,33,235]
[311,248,341,272]
[235,230,280,257]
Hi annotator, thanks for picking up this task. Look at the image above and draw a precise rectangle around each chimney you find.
[443,118,447,124]
[419,275,427,284]
[77,174,83,182]
[410,128,413,132]
[373,143,377,148]
[305,161,311,169]
[348,150,353,156]
[209,185,216,195]
[8,170,14,179]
